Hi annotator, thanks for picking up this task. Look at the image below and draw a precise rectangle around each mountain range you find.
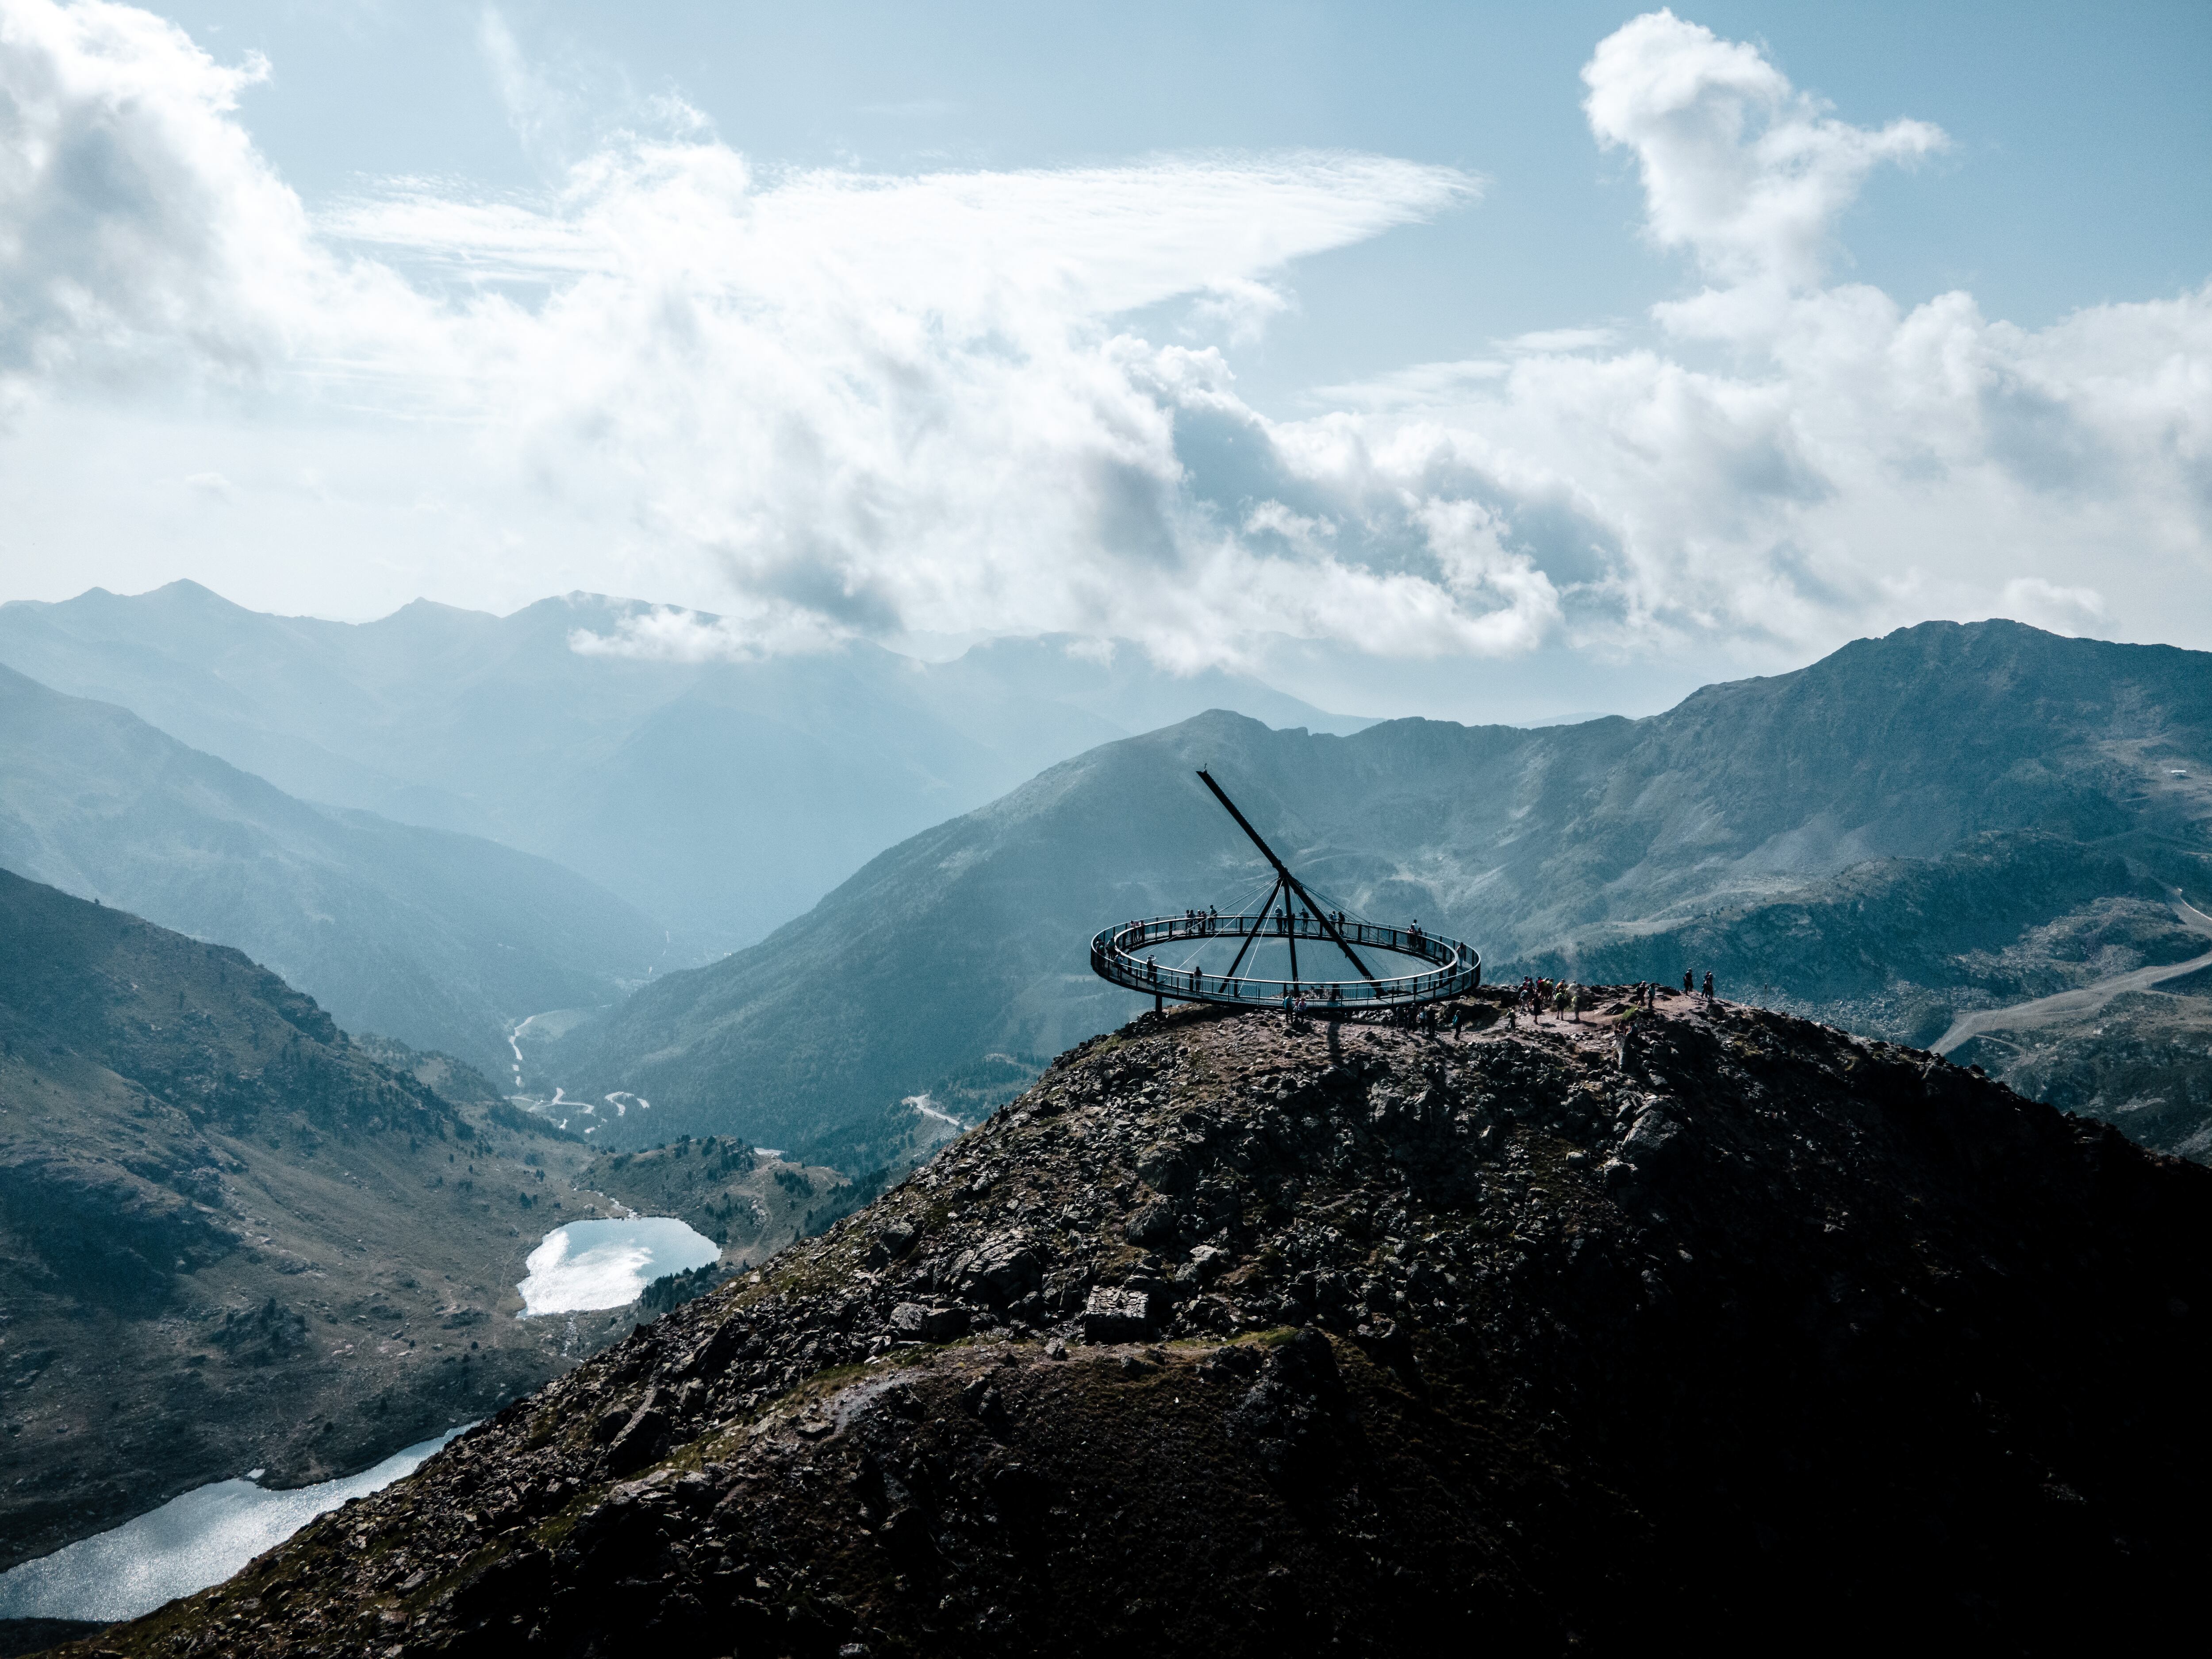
[540,621,2212,1160]
[0,584,1365,956]
[0,663,662,1079]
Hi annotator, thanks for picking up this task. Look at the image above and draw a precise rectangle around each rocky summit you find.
[69,990,2212,1656]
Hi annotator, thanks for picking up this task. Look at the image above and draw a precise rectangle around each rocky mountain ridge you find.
[86,987,2212,1654]
[546,618,2212,1161]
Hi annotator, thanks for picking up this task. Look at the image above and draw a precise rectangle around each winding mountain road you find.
[1933,891,2212,1056]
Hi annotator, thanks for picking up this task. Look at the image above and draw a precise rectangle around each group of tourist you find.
[1618,969,1719,1014]
[1509,974,1586,1025]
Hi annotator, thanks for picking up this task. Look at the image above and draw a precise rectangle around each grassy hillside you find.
[0,873,840,1574]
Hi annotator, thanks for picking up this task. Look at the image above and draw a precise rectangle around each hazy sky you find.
[1,0,2207,721]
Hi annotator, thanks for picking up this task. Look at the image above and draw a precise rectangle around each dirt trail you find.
[1933,891,2212,1056]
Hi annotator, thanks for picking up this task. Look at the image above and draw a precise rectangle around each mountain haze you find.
[0,584,1366,953]
[0,664,663,1076]
[545,622,2212,1156]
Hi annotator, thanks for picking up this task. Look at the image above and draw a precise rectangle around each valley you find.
[1933,890,2212,1054]
[0,872,859,1597]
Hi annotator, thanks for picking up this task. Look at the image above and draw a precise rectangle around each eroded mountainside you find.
[99,990,2212,1655]
[0,874,843,1575]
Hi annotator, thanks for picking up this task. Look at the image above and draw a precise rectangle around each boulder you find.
[1621,1108,1682,1164]
[1137,1143,1198,1194]
[605,1389,671,1475]
[1082,1286,1156,1343]
[1179,1244,1229,1284]
[1124,1202,1179,1247]
[868,1221,918,1267]
[891,1302,968,1343]
[951,1237,1042,1307]
[678,1319,746,1380]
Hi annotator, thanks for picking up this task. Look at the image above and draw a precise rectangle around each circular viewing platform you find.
[1091,913,1481,1012]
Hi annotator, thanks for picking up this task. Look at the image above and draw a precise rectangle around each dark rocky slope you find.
[94,990,2212,1655]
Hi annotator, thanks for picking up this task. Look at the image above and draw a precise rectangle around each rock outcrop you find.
[75,991,2212,1655]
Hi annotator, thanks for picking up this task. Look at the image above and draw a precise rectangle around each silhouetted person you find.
[1683,969,1694,995]
[1704,969,1716,1002]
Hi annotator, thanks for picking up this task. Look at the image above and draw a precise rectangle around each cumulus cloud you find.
[1582,9,1945,294]
[0,0,419,397]
[322,142,1490,659]
[0,1,2206,674]
[1273,12,2209,657]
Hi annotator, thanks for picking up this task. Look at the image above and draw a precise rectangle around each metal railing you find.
[1090,912,1481,1010]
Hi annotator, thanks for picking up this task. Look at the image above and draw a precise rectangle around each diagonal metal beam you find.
[1196,768,1378,982]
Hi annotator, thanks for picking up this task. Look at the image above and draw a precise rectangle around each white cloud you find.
[1582,8,1945,296]
[566,601,843,662]
[0,2,2206,677]
[0,0,423,401]
[1242,12,2211,661]
[1998,576,2106,634]
[1500,327,1617,355]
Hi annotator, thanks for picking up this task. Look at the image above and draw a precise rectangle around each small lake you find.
[0,1425,467,1624]
[515,1216,720,1316]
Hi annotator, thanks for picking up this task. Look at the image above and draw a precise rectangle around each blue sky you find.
[1,1,2208,720]
[190,1,2212,403]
